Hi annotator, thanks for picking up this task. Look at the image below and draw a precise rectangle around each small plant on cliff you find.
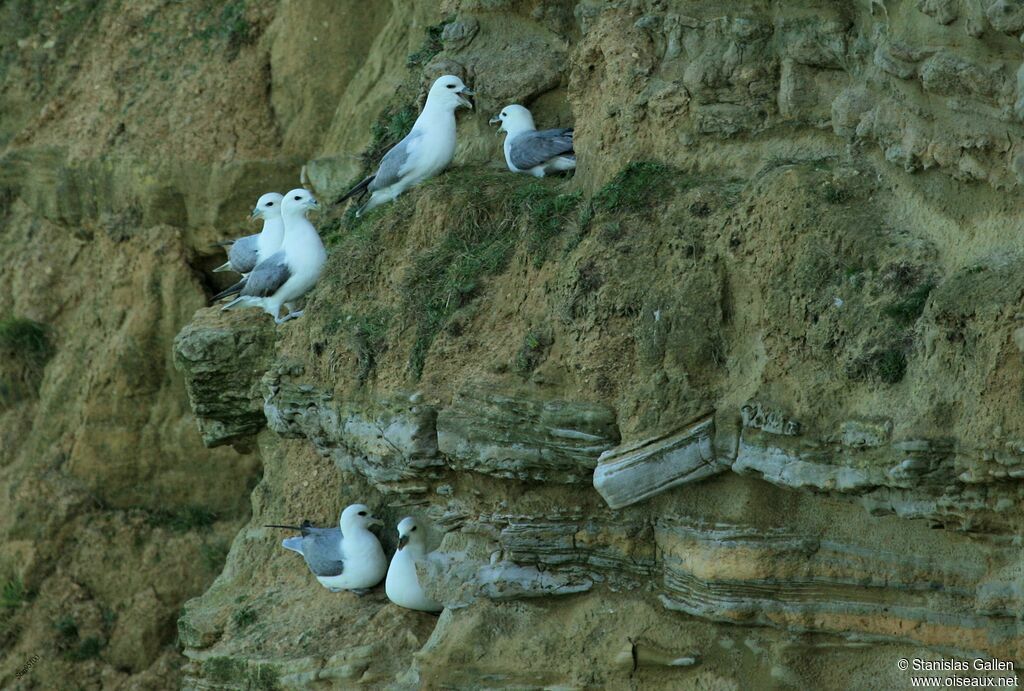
[0,317,53,407]
[883,281,936,326]
[232,606,257,629]
[593,161,688,215]
[515,182,581,268]
[406,18,453,67]
[514,330,553,377]
[401,171,519,378]
[1,577,26,609]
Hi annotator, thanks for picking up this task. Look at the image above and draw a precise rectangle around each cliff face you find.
[4,0,1024,688]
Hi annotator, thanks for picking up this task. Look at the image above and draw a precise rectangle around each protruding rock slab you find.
[593,416,721,509]
[172,308,276,447]
[437,389,620,483]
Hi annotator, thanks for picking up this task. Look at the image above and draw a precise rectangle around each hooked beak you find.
[397,534,409,550]
[369,516,384,528]
[249,208,261,221]
[306,197,320,210]
[457,87,474,110]
[488,115,500,125]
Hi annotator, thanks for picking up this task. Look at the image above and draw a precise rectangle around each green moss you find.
[0,317,52,364]
[883,281,935,325]
[232,607,257,629]
[55,616,78,639]
[406,18,453,67]
[1,577,26,609]
[401,173,520,378]
[514,330,552,376]
[848,346,908,385]
[146,506,218,531]
[593,161,689,215]
[205,656,247,683]
[67,636,104,661]
[514,182,581,268]
[200,539,230,572]
[325,309,391,384]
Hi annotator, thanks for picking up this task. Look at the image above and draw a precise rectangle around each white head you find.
[396,516,427,551]
[340,503,384,532]
[281,188,319,217]
[489,104,535,135]
[250,192,283,221]
[425,75,474,111]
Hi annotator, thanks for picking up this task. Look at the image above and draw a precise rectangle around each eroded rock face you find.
[9,0,1024,688]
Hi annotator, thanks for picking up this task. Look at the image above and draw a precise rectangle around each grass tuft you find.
[232,607,257,629]
[401,173,520,378]
[514,183,581,268]
[406,18,453,67]
[0,316,54,407]
[883,282,935,326]
[147,506,218,531]
[593,161,686,215]
[1,577,26,609]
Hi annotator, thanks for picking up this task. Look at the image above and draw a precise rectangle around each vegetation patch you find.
[146,505,218,531]
[326,309,391,385]
[401,172,521,378]
[514,182,581,267]
[592,161,691,215]
[0,316,53,407]
[1,577,26,610]
[232,606,257,629]
[514,330,553,377]
[847,344,909,385]
[406,18,453,68]
[883,281,936,326]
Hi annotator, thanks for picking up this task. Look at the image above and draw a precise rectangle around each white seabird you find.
[213,192,285,274]
[267,503,387,593]
[385,516,443,612]
[489,104,575,178]
[340,75,475,216]
[217,188,326,324]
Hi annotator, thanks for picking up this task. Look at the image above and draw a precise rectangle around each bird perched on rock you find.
[340,75,475,216]
[489,105,575,178]
[267,503,387,593]
[385,516,443,612]
[214,188,326,324]
[212,192,285,274]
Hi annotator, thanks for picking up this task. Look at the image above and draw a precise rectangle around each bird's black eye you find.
[266,202,273,206]
[501,112,506,117]
[358,511,367,516]
[294,195,302,200]
[446,84,456,89]
[411,526,417,531]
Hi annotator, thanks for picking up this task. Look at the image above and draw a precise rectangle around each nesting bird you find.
[215,188,326,324]
[490,104,575,178]
[385,516,443,612]
[213,192,285,274]
[267,503,387,593]
[340,75,475,216]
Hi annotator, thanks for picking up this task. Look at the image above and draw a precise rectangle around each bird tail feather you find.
[211,279,246,303]
[338,174,375,203]
[281,536,304,555]
[221,296,247,311]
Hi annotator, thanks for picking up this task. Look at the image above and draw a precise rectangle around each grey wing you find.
[228,235,259,273]
[509,129,574,170]
[241,252,291,298]
[368,130,422,192]
[301,528,345,577]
